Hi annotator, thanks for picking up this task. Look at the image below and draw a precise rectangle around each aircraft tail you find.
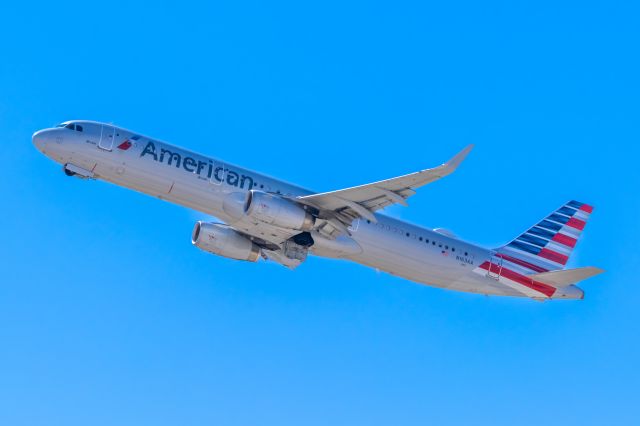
[529,267,604,287]
[495,200,594,274]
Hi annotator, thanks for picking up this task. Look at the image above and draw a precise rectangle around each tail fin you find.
[496,200,594,273]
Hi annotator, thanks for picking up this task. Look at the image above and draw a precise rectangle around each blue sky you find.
[1,1,639,425]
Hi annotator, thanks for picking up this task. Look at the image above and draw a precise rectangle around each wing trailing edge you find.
[296,145,473,237]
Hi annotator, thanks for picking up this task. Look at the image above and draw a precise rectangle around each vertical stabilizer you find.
[496,200,594,273]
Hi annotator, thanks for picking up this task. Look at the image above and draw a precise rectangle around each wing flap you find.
[297,145,473,226]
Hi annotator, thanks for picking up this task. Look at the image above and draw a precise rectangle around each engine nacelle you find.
[244,190,315,231]
[192,222,260,262]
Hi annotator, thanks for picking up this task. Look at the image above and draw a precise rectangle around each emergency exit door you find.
[98,125,115,151]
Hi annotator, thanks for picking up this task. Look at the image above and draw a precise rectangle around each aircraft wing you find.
[296,145,473,236]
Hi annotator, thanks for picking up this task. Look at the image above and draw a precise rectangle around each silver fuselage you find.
[32,121,580,299]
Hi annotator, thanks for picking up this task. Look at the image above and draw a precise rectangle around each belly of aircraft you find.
[349,235,519,296]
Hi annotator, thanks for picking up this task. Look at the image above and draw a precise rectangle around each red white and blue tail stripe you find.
[497,200,594,273]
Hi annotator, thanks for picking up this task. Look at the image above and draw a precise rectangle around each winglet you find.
[445,144,474,170]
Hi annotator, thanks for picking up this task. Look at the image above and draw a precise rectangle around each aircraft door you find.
[210,161,226,186]
[487,253,503,280]
[98,125,116,151]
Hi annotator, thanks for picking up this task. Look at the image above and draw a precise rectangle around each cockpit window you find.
[58,123,83,132]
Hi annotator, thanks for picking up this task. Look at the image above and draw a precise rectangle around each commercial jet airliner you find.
[33,121,603,300]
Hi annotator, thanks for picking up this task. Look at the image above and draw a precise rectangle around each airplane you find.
[32,120,603,300]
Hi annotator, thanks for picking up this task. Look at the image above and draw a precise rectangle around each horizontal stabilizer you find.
[529,267,604,287]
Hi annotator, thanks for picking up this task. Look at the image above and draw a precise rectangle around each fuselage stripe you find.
[557,206,578,217]
[538,248,568,265]
[538,220,562,232]
[495,253,549,273]
[508,240,541,255]
[479,262,556,297]
[552,233,577,248]
[566,217,586,230]
[519,233,549,248]
[528,226,556,240]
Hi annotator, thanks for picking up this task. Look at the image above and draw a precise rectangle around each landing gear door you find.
[98,125,115,151]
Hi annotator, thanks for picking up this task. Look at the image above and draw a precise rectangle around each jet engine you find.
[192,221,260,262]
[244,190,315,231]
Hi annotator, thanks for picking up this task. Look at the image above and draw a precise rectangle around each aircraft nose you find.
[32,129,47,150]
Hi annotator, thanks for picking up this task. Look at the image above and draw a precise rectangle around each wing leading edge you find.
[296,145,473,236]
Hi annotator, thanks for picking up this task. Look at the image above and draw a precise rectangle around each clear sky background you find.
[1,1,638,425]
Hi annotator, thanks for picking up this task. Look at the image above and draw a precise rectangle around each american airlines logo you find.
[139,141,255,189]
[117,140,132,150]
